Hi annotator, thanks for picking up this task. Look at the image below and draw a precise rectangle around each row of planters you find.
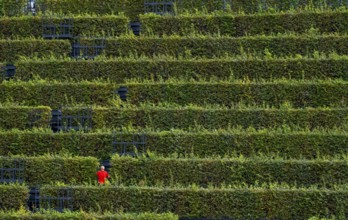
[0,80,347,108]
[0,129,347,159]
[11,56,348,82]
[5,34,348,62]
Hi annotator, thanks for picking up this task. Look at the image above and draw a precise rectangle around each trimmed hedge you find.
[87,107,348,130]
[140,10,348,36]
[126,81,348,108]
[0,81,115,108]
[105,35,348,58]
[0,106,51,129]
[41,185,348,219]
[0,211,178,220]
[0,155,99,186]
[0,39,71,62]
[0,184,28,211]
[0,130,347,159]
[111,156,348,187]
[14,57,348,82]
[1,81,346,108]
[0,15,129,39]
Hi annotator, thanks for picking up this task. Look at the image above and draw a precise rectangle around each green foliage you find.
[0,184,28,210]
[126,80,348,108]
[88,107,348,130]
[0,15,130,39]
[110,155,348,187]
[0,39,71,62]
[40,185,348,219]
[2,0,26,17]
[14,55,348,82]
[0,80,347,108]
[0,129,346,159]
[0,155,98,186]
[140,10,348,36]
[0,210,178,220]
[0,106,51,129]
[104,34,348,58]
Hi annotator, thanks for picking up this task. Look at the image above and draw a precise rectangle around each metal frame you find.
[0,159,25,183]
[71,37,106,60]
[112,131,147,156]
[30,187,73,212]
[1,64,16,81]
[115,86,128,101]
[144,0,175,15]
[51,106,93,132]
[42,15,74,39]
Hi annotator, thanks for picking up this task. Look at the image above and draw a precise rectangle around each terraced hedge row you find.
[0,156,98,186]
[0,211,178,220]
[126,81,348,108]
[105,35,348,58]
[0,39,71,62]
[0,106,51,129]
[4,35,348,62]
[3,0,347,18]
[140,10,348,36]
[14,57,348,82]
[0,184,28,210]
[41,185,348,219]
[1,81,347,108]
[111,156,348,187]
[0,15,129,39]
[0,130,346,159]
[88,107,348,130]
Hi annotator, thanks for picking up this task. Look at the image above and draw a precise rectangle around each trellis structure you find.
[71,37,106,59]
[42,15,74,39]
[112,131,147,156]
[51,107,93,132]
[0,159,25,184]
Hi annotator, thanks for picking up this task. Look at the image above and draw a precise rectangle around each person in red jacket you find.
[96,166,110,185]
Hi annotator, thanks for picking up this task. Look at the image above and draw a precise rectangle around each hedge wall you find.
[0,130,346,159]
[0,39,71,62]
[0,106,51,129]
[126,81,348,108]
[0,184,28,211]
[1,81,346,108]
[0,81,115,108]
[14,57,348,82]
[0,155,98,186]
[111,156,348,187]
[87,107,348,130]
[41,185,348,219]
[0,211,178,220]
[104,35,348,58]
[0,15,129,39]
[4,0,348,18]
[140,10,348,36]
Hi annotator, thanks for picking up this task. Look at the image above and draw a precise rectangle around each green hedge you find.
[140,10,348,36]
[1,80,346,108]
[111,156,348,187]
[0,15,129,39]
[0,106,51,129]
[0,81,115,108]
[0,130,347,159]
[0,39,71,62]
[0,184,28,210]
[87,107,348,130]
[0,155,98,186]
[14,57,348,82]
[104,35,348,58]
[41,185,348,219]
[0,211,178,220]
[126,81,348,108]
